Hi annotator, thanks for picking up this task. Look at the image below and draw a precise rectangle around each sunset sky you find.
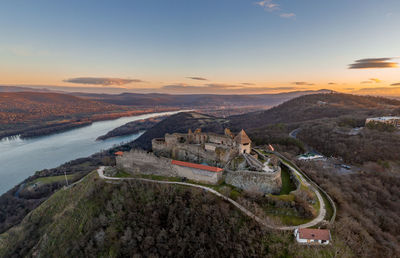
[0,0,399,95]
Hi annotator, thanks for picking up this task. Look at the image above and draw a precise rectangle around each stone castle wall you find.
[225,167,282,194]
[116,149,222,184]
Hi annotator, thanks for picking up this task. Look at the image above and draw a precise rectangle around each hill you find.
[0,92,154,139]
[72,90,332,107]
[229,93,400,130]
[0,171,344,257]
[125,93,400,257]
[0,92,119,124]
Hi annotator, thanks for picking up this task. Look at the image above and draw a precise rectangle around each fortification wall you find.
[117,149,175,176]
[170,143,237,167]
[173,165,222,184]
[225,167,282,194]
[116,149,222,184]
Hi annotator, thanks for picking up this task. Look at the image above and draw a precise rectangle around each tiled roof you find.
[115,151,124,156]
[171,160,223,173]
[234,129,252,144]
[298,228,330,241]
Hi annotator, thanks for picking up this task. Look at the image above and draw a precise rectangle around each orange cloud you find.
[349,58,398,69]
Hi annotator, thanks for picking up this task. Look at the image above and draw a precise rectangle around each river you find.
[0,110,184,195]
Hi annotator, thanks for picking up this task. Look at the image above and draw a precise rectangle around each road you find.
[277,160,326,230]
[96,166,327,231]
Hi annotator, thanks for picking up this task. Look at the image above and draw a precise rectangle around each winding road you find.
[97,163,328,231]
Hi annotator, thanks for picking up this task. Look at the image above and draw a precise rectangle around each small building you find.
[298,152,324,161]
[294,228,331,245]
[365,116,400,128]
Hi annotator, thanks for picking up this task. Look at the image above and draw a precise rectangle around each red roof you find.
[171,160,223,173]
[115,151,124,156]
[298,228,330,241]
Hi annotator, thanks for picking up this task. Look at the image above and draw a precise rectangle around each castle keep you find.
[117,128,282,193]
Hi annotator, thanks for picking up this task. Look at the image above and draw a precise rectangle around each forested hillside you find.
[0,172,348,257]
[229,93,400,130]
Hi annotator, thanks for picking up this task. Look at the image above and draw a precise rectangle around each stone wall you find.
[173,165,222,184]
[225,167,282,194]
[116,149,222,184]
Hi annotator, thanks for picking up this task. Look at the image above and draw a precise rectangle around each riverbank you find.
[0,107,179,141]
[96,115,168,141]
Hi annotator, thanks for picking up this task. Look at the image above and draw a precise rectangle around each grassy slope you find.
[0,172,351,257]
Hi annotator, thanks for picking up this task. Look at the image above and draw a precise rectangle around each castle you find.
[117,128,282,194]
[152,128,251,167]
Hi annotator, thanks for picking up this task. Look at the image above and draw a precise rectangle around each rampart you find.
[225,167,282,194]
[116,149,222,184]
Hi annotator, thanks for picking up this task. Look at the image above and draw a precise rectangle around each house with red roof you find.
[294,228,331,245]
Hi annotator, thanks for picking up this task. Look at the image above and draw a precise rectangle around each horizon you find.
[0,0,399,95]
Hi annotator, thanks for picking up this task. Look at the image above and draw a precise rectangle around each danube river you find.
[0,110,183,195]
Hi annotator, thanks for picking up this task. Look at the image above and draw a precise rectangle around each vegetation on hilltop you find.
[0,172,350,257]
[297,120,400,164]
[0,92,118,124]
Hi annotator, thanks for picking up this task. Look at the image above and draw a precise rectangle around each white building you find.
[298,153,324,161]
[294,228,331,245]
[365,116,400,128]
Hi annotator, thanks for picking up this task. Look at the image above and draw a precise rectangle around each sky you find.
[0,0,399,95]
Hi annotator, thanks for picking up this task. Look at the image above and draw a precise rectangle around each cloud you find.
[292,81,315,86]
[369,78,382,83]
[348,58,399,69]
[280,13,296,19]
[328,82,337,85]
[391,83,400,86]
[355,87,400,93]
[64,77,143,86]
[360,78,382,84]
[255,0,280,11]
[241,82,255,85]
[186,77,208,81]
[255,0,296,19]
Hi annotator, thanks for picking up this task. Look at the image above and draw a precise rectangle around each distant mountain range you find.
[71,90,334,107]
[0,85,333,107]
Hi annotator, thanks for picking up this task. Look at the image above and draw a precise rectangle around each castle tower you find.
[187,129,193,143]
[234,129,252,154]
[224,128,235,139]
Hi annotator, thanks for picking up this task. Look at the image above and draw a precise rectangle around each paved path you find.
[278,161,326,230]
[97,166,326,231]
[252,149,327,229]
